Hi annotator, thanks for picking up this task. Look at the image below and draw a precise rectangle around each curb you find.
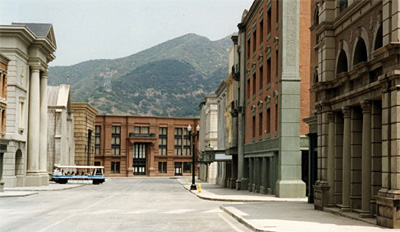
[0,191,38,198]
[220,205,272,232]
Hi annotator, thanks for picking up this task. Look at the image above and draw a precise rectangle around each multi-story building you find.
[198,95,218,184]
[234,0,311,197]
[47,84,75,172]
[0,53,10,191]
[71,103,97,167]
[308,0,400,228]
[94,115,199,177]
[0,23,56,187]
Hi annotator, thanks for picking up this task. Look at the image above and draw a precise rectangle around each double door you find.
[133,144,146,175]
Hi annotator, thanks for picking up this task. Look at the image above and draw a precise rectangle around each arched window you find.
[339,0,348,13]
[374,25,383,50]
[313,3,320,26]
[353,39,368,66]
[337,50,348,74]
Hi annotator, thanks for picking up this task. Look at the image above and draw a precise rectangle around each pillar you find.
[260,157,267,194]
[249,158,253,192]
[25,67,41,186]
[39,71,49,185]
[341,107,351,211]
[360,101,372,217]
[327,112,335,207]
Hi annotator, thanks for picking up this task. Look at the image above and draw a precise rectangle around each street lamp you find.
[187,124,200,190]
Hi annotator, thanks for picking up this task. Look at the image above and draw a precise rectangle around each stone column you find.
[237,23,246,190]
[341,107,351,211]
[39,71,49,185]
[327,112,335,207]
[26,67,41,186]
[361,101,372,217]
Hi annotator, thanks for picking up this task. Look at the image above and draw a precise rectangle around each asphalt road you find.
[0,178,251,232]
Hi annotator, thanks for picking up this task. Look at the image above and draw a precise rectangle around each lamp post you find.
[187,124,200,190]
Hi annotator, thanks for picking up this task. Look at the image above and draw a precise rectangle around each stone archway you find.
[15,149,23,175]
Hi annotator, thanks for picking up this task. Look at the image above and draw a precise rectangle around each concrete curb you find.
[4,184,82,192]
[220,205,271,232]
[0,191,38,198]
[323,207,376,226]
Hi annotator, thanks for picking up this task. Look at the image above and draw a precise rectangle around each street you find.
[0,178,250,232]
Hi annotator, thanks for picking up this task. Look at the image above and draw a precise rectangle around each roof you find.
[12,23,52,37]
[11,22,57,48]
[47,84,71,109]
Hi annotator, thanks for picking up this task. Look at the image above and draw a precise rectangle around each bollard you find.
[198,184,201,193]
[186,179,188,184]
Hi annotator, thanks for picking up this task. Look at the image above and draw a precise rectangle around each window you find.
[252,116,256,138]
[95,126,101,155]
[111,126,121,155]
[252,27,256,53]
[159,127,168,155]
[259,18,264,44]
[259,113,263,137]
[18,100,24,130]
[353,39,368,66]
[267,108,271,134]
[276,0,279,23]
[247,36,251,58]
[111,162,120,174]
[267,8,271,35]
[134,126,149,134]
[252,73,256,96]
[267,58,271,84]
[275,50,279,80]
[142,127,149,134]
[134,144,146,159]
[183,129,191,156]
[94,161,101,166]
[174,128,183,155]
[183,162,192,173]
[247,78,251,99]
[337,50,348,74]
[158,162,167,173]
[339,0,348,13]
[259,66,263,90]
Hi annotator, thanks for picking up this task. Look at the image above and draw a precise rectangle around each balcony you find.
[129,133,156,139]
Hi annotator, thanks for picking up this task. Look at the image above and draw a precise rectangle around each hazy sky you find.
[0,0,253,66]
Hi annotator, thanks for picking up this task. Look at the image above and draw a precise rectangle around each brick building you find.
[95,115,200,177]
[234,0,311,197]
[71,103,97,167]
[308,0,400,228]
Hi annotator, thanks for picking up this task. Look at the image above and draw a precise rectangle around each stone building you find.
[0,23,56,187]
[198,95,218,184]
[47,84,75,172]
[0,53,10,191]
[308,0,400,228]
[71,103,97,167]
[94,115,199,177]
[234,0,311,197]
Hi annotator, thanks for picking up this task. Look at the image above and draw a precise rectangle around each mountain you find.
[48,33,232,117]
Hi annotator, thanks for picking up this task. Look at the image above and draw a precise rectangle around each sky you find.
[0,0,253,66]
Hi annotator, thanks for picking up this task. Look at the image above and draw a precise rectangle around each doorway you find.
[133,144,146,175]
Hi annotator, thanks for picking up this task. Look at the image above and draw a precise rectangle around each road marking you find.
[38,193,119,232]
[165,209,195,214]
[219,213,244,232]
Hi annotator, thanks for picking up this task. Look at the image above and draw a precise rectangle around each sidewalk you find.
[0,182,82,198]
[178,178,393,232]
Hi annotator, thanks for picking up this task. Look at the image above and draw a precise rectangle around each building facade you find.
[0,53,10,191]
[71,103,97,167]
[309,0,400,228]
[47,84,75,172]
[0,23,56,187]
[198,95,218,184]
[94,115,199,177]
[234,0,311,197]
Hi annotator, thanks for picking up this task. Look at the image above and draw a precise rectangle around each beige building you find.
[47,84,75,172]
[71,103,97,166]
[0,23,56,187]
[309,0,400,228]
[198,95,218,184]
[0,53,10,191]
